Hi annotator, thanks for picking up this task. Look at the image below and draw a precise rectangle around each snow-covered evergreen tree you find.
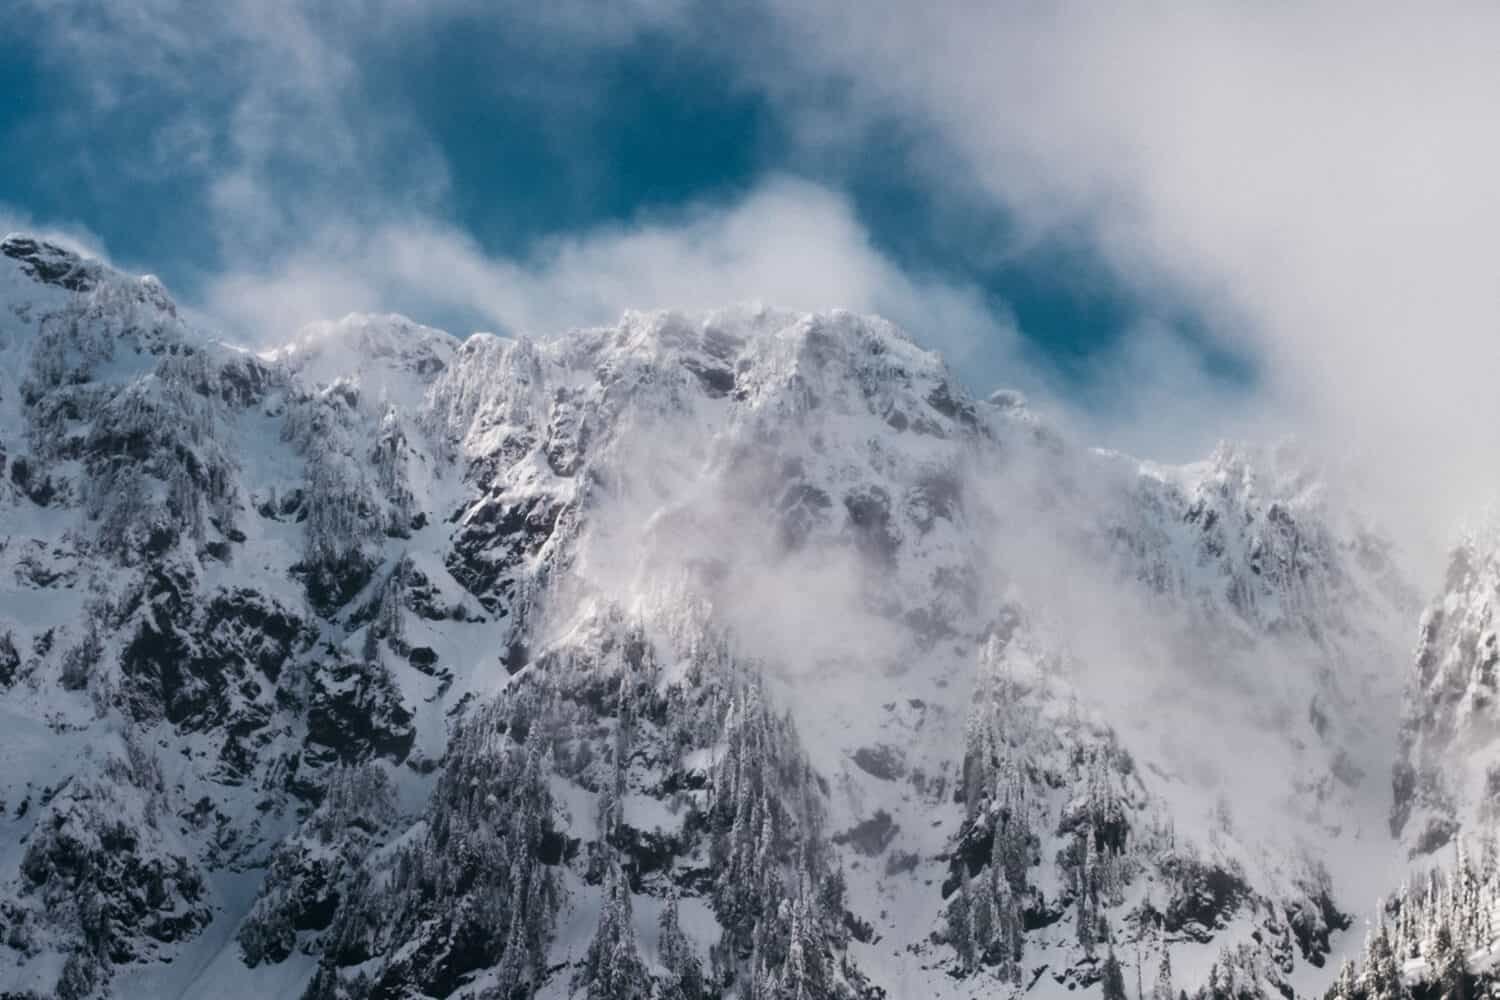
[577,863,649,1000]
[1102,947,1129,1000]
[657,895,706,1000]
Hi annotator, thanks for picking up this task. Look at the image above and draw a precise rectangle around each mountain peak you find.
[262,313,457,409]
[0,233,102,293]
[0,241,1447,1000]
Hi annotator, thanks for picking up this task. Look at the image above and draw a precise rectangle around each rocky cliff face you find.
[1392,534,1500,859]
[0,234,1435,999]
[1294,527,1500,1000]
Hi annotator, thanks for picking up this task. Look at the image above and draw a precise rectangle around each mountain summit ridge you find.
[0,234,1470,1000]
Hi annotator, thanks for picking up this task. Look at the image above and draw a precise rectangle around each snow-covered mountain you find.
[0,232,1472,1000]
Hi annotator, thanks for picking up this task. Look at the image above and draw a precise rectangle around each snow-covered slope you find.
[0,233,1441,1000]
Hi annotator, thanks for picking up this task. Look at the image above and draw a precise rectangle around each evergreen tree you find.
[1075,833,1098,956]
[993,867,1023,981]
[1152,946,1175,1000]
[657,895,705,1000]
[778,896,828,1000]
[1101,947,1129,1000]
[994,769,1032,891]
[1327,958,1361,1000]
[1433,922,1468,1000]
[972,882,995,964]
[1098,947,1122,1000]
[577,863,649,1000]
[948,881,975,972]
[1361,923,1407,1000]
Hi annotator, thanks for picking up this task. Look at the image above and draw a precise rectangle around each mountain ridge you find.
[0,233,1475,1000]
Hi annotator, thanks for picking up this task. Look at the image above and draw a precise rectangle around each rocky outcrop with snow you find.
[0,233,1445,999]
[1391,533,1500,862]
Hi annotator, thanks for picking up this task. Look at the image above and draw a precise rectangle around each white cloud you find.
[18,0,450,263]
[1051,319,1271,464]
[201,177,1016,373]
[718,3,1500,567]
[0,205,111,263]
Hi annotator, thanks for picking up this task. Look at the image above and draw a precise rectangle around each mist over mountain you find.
[2,233,1496,1000]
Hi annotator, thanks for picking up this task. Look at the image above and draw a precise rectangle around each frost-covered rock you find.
[5,731,213,998]
[1392,529,1500,858]
[0,236,1446,1000]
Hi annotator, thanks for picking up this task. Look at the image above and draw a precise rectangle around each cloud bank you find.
[199,178,1016,375]
[736,2,1500,563]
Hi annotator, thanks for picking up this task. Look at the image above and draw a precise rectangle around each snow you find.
[0,235,1467,999]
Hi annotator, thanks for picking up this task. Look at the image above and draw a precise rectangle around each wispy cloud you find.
[17,0,450,257]
[200,177,1016,372]
[721,3,1500,560]
[0,204,110,262]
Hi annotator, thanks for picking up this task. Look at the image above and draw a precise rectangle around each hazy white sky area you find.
[738,3,1500,567]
